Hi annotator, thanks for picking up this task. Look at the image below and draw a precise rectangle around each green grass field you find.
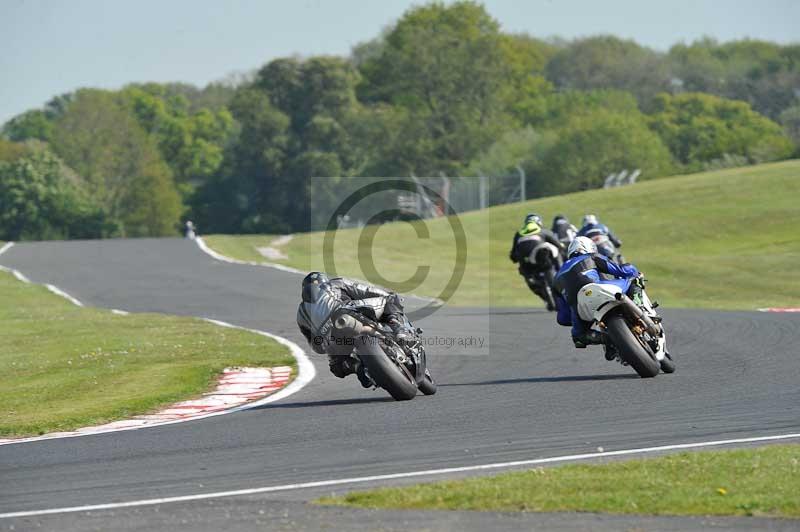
[0,270,294,437]
[317,445,800,518]
[206,160,800,310]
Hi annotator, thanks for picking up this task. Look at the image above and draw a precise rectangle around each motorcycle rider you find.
[184,220,197,239]
[577,214,623,260]
[509,213,565,310]
[551,214,578,251]
[296,272,414,387]
[554,236,640,349]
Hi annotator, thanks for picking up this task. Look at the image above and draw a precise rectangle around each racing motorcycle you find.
[524,241,563,311]
[330,306,437,401]
[589,234,625,264]
[577,275,675,378]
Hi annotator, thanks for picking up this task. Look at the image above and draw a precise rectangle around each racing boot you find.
[329,356,357,378]
[572,330,606,349]
[355,364,373,388]
[603,342,619,361]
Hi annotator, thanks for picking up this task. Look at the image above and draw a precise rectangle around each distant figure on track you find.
[296,272,414,386]
[184,220,197,240]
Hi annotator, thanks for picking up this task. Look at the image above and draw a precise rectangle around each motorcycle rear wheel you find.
[605,313,660,378]
[356,337,417,401]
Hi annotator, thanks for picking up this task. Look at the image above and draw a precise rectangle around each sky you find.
[2,0,799,124]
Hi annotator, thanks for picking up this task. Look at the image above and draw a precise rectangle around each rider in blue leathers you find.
[554,237,640,348]
[577,214,622,260]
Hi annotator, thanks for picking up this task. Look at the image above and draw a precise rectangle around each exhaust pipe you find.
[334,313,368,336]
[614,292,659,336]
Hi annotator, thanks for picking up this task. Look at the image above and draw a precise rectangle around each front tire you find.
[356,336,417,401]
[604,313,660,378]
[417,371,437,395]
[659,353,676,374]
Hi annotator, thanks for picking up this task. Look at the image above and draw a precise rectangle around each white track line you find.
[45,283,84,307]
[0,251,315,447]
[195,236,305,274]
[2,432,798,519]
[0,241,13,256]
[194,236,443,305]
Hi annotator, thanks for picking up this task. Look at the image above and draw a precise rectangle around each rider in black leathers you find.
[296,272,412,386]
[509,213,565,310]
[551,214,577,252]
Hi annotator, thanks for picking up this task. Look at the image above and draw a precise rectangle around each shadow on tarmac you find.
[439,373,638,387]
[255,396,396,410]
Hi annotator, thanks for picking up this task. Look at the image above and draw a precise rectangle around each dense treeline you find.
[2,1,798,239]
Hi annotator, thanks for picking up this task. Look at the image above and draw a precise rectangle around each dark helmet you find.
[553,214,567,223]
[524,213,542,226]
[301,272,329,303]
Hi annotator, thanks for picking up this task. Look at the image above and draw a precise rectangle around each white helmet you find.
[568,236,597,258]
[582,214,598,226]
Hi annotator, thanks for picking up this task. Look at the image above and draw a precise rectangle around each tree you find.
[0,139,29,163]
[191,88,292,233]
[521,89,641,129]
[668,39,800,120]
[498,33,556,124]
[194,56,374,233]
[2,110,53,142]
[536,110,674,195]
[0,150,110,240]
[546,36,670,106]
[647,92,794,167]
[51,89,182,236]
[779,104,800,152]
[358,1,510,174]
[120,84,234,189]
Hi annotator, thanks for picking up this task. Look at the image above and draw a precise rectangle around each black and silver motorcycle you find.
[523,241,563,311]
[330,306,437,401]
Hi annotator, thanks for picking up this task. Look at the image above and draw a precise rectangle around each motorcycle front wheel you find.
[659,352,676,374]
[417,370,437,395]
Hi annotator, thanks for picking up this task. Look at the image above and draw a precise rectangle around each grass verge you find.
[0,270,295,437]
[317,445,800,518]
[205,160,800,310]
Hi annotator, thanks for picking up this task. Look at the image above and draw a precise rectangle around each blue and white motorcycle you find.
[577,276,675,378]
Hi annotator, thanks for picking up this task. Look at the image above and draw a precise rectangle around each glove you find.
[620,264,639,278]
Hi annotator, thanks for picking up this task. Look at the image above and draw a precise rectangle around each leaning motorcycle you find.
[524,241,563,311]
[577,275,675,378]
[330,306,436,400]
[589,234,625,264]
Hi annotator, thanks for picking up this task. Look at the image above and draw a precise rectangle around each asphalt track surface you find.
[1,238,798,531]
